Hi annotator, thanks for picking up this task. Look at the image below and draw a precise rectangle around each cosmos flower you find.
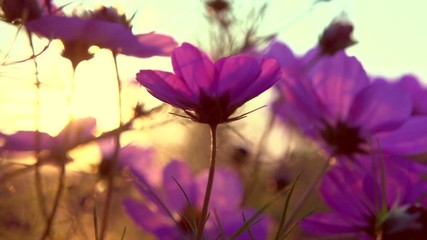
[300,155,427,240]
[0,117,96,162]
[136,42,282,126]
[25,15,177,68]
[122,148,271,239]
[265,41,427,158]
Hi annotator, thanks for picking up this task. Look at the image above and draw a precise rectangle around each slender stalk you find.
[25,29,48,220]
[195,124,218,240]
[39,158,66,240]
[99,53,123,240]
[283,156,331,230]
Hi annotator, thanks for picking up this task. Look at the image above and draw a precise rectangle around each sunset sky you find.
[0,0,426,150]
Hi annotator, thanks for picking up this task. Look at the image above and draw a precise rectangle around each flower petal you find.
[309,52,369,121]
[0,131,53,151]
[27,16,173,58]
[132,32,177,57]
[377,116,427,155]
[162,160,197,211]
[171,43,215,95]
[215,55,261,99]
[212,209,271,240]
[196,168,243,211]
[300,213,361,237]
[262,41,302,79]
[136,70,196,109]
[230,58,281,109]
[320,166,373,225]
[123,199,175,236]
[348,81,412,133]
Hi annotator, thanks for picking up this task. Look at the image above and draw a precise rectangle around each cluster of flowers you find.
[1,0,427,239]
[264,40,427,239]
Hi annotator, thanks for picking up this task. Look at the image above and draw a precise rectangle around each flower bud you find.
[319,19,356,55]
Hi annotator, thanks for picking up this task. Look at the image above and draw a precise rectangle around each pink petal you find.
[320,166,373,224]
[0,131,53,151]
[163,160,197,211]
[215,55,261,99]
[377,116,427,155]
[171,43,215,95]
[301,213,361,237]
[27,16,174,58]
[348,81,412,133]
[133,32,177,57]
[136,70,197,109]
[123,199,174,234]
[230,58,281,108]
[309,52,369,121]
[196,168,243,211]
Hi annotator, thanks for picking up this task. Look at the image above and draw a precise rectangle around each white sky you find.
[1,0,427,132]
[35,0,427,82]
[123,0,427,82]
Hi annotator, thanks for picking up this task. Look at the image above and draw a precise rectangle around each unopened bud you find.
[319,19,356,55]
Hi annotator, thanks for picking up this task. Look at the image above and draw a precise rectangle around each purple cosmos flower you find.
[136,42,282,126]
[122,146,271,239]
[0,117,96,162]
[25,15,177,67]
[265,41,427,158]
[301,156,427,240]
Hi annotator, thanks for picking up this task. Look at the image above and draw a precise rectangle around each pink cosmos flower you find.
[25,15,177,67]
[136,42,282,126]
[265,41,427,158]
[301,156,427,240]
[121,146,271,239]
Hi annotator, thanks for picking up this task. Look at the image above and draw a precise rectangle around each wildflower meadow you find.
[1,0,426,240]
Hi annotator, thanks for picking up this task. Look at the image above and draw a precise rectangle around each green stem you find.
[195,124,218,240]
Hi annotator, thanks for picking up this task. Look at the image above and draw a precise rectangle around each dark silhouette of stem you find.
[99,53,122,240]
[195,124,217,240]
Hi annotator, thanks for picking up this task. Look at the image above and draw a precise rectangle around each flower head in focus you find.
[264,41,427,158]
[122,149,271,239]
[301,156,427,240]
[136,42,282,126]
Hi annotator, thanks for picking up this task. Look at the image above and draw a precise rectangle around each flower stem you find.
[195,124,218,240]
[99,53,123,240]
[26,28,48,220]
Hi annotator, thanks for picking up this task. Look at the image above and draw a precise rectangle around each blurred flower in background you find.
[301,155,427,240]
[123,147,271,239]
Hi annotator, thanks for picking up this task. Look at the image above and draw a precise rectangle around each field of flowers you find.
[1,0,426,240]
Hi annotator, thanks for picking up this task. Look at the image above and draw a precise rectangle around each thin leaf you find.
[281,209,315,240]
[229,194,281,240]
[93,206,99,240]
[120,226,127,240]
[275,173,302,240]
